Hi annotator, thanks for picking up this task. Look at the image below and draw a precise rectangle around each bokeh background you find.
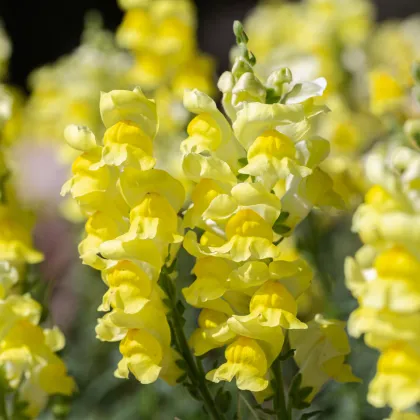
[0,1,420,419]
[1,0,420,89]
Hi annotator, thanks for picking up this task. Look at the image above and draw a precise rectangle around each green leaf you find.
[185,385,201,401]
[272,212,291,235]
[176,300,185,315]
[237,173,249,182]
[176,373,188,384]
[273,237,285,246]
[288,372,302,401]
[159,273,176,300]
[279,348,295,361]
[298,387,313,401]
[162,298,172,308]
[215,389,232,412]
[248,51,257,66]
[238,157,248,168]
[266,88,281,104]
[165,258,177,274]
[294,401,311,410]
[300,410,323,420]
[273,224,291,235]
[175,359,187,370]
[276,211,290,224]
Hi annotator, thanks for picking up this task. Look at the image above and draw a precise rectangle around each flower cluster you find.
[62,87,186,385]
[0,89,75,418]
[242,0,379,208]
[179,22,356,397]
[346,68,420,415]
[116,0,215,135]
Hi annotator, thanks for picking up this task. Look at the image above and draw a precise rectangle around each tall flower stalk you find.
[346,63,420,418]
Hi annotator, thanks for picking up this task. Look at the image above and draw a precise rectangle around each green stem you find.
[236,391,242,420]
[170,298,225,420]
[238,393,259,420]
[0,391,9,420]
[272,357,289,420]
[287,401,293,419]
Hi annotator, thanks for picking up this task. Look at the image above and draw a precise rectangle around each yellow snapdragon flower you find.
[178,23,353,397]
[206,337,270,392]
[369,70,405,115]
[63,87,185,386]
[290,315,359,400]
[346,109,420,412]
[0,204,43,265]
[0,318,75,417]
[369,345,420,411]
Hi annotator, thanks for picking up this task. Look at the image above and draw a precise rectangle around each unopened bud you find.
[64,125,97,152]
[266,68,293,96]
[233,20,248,45]
[232,57,253,81]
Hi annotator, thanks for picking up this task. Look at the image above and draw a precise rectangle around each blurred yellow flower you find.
[290,314,359,400]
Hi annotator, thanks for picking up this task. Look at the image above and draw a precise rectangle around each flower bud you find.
[64,125,97,152]
[217,71,235,94]
[266,68,293,96]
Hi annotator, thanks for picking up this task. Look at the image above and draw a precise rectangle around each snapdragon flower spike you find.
[0,92,75,418]
[179,21,348,395]
[241,0,390,209]
[63,87,186,386]
[345,75,420,413]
